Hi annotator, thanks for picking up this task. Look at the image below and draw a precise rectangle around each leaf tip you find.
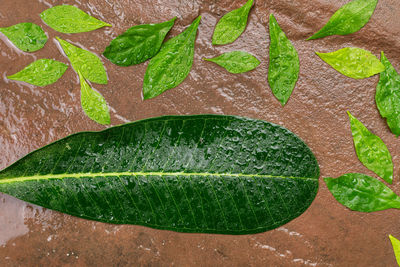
[194,15,202,23]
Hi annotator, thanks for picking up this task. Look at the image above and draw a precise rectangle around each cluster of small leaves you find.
[1,5,111,125]
[302,0,400,263]
[103,0,261,100]
[204,0,260,74]
[308,1,400,236]
[324,112,396,212]
[57,37,110,125]
[103,15,200,100]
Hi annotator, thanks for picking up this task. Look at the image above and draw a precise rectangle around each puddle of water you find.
[0,195,29,247]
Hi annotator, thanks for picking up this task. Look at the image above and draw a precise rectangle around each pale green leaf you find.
[348,111,393,184]
[78,71,110,125]
[56,37,107,84]
[41,5,111,33]
[7,59,68,87]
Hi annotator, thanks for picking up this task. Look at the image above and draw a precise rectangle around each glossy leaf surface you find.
[79,72,110,125]
[268,14,299,106]
[324,173,400,212]
[143,16,201,100]
[376,52,400,137]
[348,112,393,184]
[0,23,47,52]
[0,115,320,235]
[40,5,111,33]
[57,37,107,84]
[204,51,260,74]
[389,235,400,266]
[307,0,377,40]
[212,0,253,45]
[103,18,176,66]
[7,59,68,87]
[316,47,385,79]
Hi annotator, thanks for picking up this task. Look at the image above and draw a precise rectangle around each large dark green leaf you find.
[103,18,176,66]
[0,115,319,235]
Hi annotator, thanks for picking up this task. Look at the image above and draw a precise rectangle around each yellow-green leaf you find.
[78,71,110,125]
[389,235,400,266]
[7,59,68,87]
[0,23,47,52]
[56,37,107,84]
[316,47,385,79]
[348,111,393,184]
[41,5,111,33]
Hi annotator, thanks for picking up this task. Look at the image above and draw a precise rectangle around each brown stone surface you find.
[1,0,400,266]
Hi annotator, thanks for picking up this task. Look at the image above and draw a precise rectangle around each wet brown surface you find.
[0,0,400,266]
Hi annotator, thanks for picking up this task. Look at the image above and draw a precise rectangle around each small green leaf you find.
[268,14,300,106]
[316,47,385,79]
[143,16,201,100]
[56,37,107,84]
[103,18,176,66]
[0,23,47,52]
[376,52,400,137]
[212,0,253,45]
[389,235,400,266]
[78,71,110,125]
[7,59,68,87]
[324,173,400,212]
[204,51,260,74]
[0,115,319,234]
[40,5,111,33]
[307,0,378,40]
[348,111,393,184]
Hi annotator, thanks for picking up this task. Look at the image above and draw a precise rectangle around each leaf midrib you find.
[0,171,317,184]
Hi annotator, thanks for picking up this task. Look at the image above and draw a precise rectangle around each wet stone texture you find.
[0,0,399,266]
